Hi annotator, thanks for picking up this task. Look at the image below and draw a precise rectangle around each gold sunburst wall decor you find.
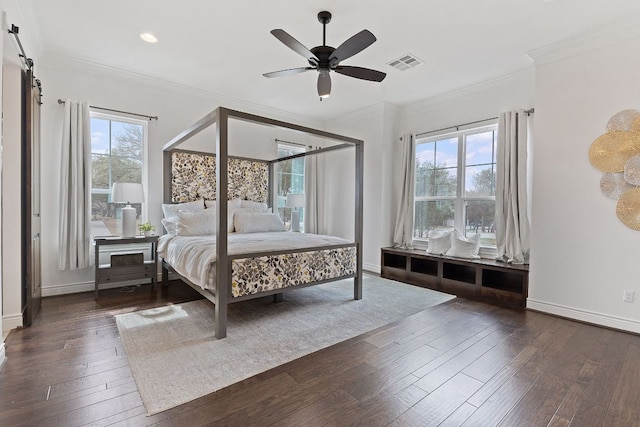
[589,109,640,230]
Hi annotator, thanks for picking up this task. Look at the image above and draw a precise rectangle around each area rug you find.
[115,275,455,415]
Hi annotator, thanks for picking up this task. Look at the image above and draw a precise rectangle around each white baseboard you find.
[43,276,162,297]
[2,313,23,332]
[0,342,6,374]
[363,262,381,274]
[43,280,95,297]
[527,298,640,334]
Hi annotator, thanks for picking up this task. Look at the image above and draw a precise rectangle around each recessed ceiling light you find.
[140,32,158,43]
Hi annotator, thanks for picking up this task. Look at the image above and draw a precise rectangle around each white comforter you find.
[158,232,352,291]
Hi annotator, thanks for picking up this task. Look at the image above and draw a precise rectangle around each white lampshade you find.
[111,183,144,237]
[111,182,144,204]
[286,193,305,209]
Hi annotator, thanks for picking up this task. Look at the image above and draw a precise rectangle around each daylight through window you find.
[90,113,147,237]
[275,143,305,231]
[414,124,497,247]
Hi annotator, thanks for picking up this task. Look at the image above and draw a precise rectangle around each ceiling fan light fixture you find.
[140,32,158,43]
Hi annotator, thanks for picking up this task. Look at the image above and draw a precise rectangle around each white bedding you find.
[158,232,353,291]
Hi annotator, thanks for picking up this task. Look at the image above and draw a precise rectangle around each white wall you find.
[325,104,398,272]
[37,57,324,296]
[0,9,5,367]
[399,69,535,135]
[1,64,22,332]
[528,33,640,332]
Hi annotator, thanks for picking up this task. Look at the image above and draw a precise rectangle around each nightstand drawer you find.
[94,235,159,298]
[96,264,155,285]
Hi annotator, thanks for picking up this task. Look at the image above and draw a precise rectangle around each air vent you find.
[387,53,423,71]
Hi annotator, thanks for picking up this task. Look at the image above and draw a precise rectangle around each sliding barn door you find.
[22,68,41,326]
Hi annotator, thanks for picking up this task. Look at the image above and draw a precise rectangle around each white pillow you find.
[175,209,216,236]
[240,199,268,209]
[204,198,242,210]
[234,207,269,214]
[204,200,241,232]
[445,230,480,259]
[161,217,177,235]
[426,230,452,255]
[234,212,287,233]
[162,199,204,219]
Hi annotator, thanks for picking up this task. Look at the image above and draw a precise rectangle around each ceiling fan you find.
[263,11,386,99]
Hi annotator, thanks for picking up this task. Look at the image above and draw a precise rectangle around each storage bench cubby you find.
[380,247,529,308]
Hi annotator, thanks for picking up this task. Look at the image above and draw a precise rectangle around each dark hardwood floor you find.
[1,280,640,426]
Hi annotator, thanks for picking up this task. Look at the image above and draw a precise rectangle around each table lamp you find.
[286,193,305,232]
[111,183,144,237]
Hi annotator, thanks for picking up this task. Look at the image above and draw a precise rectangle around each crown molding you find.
[528,17,640,67]
[38,51,324,129]
[326,102,397,125]
[399,67,534,118]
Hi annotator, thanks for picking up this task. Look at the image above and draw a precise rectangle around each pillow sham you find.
[204,198,242,210]
[240,199,268,210]
[426,230,452,255]
[234,212,287,233]
[162,199,204,219]
[445,230,480,259]
[161,217,177,235]
[175,209,216,236]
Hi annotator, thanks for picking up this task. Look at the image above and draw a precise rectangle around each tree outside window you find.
[414,126,497,247]
[90,114,146,237]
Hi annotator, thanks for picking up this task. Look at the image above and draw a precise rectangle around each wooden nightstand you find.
[94,235,159,299]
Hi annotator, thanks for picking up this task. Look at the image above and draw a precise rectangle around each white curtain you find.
[304,146,320,234]
[58,99,92,270]
[392,134,415,248]
[495,110,530,264]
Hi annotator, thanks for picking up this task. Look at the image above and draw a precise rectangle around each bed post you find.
[354,139,364,300]
[215,108,229,338]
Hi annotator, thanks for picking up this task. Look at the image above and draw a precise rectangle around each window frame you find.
[413,122,498,254]
[275,142,306,231]
[89,111,149,238]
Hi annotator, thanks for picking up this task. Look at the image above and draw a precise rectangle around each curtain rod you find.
[414,108,534,139]
[57,99,158,121]
[274,138,311,148]
[8,25,33,71]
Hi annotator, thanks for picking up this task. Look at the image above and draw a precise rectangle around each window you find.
[414,124,497,247]
[90,113,148,237]
[275,143,305,231]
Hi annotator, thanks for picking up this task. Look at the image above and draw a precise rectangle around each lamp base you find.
[121,205,137,237]
[291,210,300,232]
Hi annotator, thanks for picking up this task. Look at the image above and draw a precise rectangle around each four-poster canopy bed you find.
[160,107,363,338]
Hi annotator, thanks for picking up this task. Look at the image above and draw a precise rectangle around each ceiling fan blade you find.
[271,29,319,64]
[318,73,331,97]
[329,30,377,64]
[335,66,386,82]
[263,67,314,78]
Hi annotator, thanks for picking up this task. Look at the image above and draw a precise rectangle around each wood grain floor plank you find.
[2,281,640,426]
[414,337,495,393]
[461,372,535,426]
[271,389,360,427]
[498,372,571,426]
[390,373,483,426]
[439,402,478,427]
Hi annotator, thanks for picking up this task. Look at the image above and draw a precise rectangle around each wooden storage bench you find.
[380,247,528,308]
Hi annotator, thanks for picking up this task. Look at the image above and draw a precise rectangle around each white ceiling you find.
[12,0,640,121]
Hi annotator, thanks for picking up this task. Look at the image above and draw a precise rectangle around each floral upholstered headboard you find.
[170,150,269,203]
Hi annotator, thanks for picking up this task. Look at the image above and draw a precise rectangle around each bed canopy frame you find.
[162,107,363,338]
